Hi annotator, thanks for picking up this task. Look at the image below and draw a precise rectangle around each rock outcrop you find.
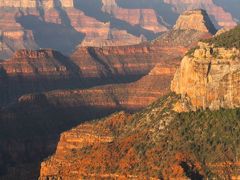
[171,42,240,111]
[39,90,240,179]
[164,0,237,28]
[173,9,216,34]
[0,41,185,106]
[38,96,179,180]
[101,0,167,33]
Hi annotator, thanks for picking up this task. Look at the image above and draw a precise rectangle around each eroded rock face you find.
[0,0,164,58]
[171,42,240,111]
[39,112,133,180]
[0,30,189,107]
[0,49,82,106]
[38,95,184,180]
[0,7,39,59]
[0,8,214,107]
[0,9,217,179]
[2,49,69,75]
[173,9,216,34]
[101,0,167,33]
[0,0,74,8]
[0,0,238,59]
[164,0,237,28]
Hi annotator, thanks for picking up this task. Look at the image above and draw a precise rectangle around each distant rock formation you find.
[0,9,214,107]
[0,0,238,59]
[0,0,74,8]
[164,0,237,28]
[173,9,216,34]
[0,0,164,59]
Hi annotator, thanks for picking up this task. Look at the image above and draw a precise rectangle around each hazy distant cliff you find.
[0,0,238,59]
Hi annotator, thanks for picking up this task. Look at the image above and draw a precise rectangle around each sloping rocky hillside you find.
[40,26,240,180]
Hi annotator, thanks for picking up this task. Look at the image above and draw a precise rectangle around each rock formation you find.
[39,21,240,180]
[164,0,237,28]
[101,0,167,33]
[0,0,165,58]
[0,49,82,106]
[5,7,240,179]
[173,9,216,34]
[0,0,238,59]
[171,42,240,111]
[40,92,240,179]
[0,8,214,106]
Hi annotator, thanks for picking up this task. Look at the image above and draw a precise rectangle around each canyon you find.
[0,0,238,59]
[0,2,239,179]
[0,8,213,107]
[39,25,240,180]
[0,9,215,179]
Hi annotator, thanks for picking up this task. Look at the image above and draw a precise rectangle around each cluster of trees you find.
[203,25,240,49]
[161,108,240,179]
[59,94,240,179]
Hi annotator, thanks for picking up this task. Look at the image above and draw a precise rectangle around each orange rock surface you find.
[0,0,237,59]
[171,42,240,111]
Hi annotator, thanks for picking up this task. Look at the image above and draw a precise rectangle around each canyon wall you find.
[0,0,164,58]
[0,49,83,106]
[0,0,238,59]
[171,42,240,111]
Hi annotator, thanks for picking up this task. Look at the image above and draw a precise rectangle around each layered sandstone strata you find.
[0,7,39,59]
[171,42,240,111]
[0,0,159,58]
[0,8,214,107]
[101,0,167,33]
[0,0,74,8]
[0,49,81,106]
[0,10,217,179]
[38,95,182,180]
[164,0,237,28]
[24,61,178,112]
[39,112,133,180]
[173,9,216,34]
[0,0,238,59]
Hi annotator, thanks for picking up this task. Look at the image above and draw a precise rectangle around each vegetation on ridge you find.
[43,94,240,179]
[202,25,240,49]
[161,107,240,179]
[185,25,240,57]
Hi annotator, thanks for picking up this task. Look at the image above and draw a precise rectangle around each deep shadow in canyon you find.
[74,0,159,40]
[16,15,84,55]
[0,92,137,179]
